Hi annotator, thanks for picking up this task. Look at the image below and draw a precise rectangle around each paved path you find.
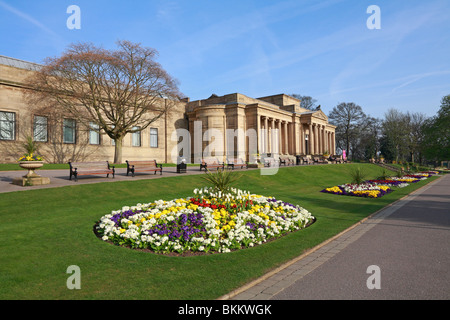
[0,166,209,193]
[225,174,450,300]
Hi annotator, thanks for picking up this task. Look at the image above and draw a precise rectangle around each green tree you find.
[421,95,450,162]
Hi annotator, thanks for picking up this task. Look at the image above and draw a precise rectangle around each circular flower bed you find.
[95,187,315,255]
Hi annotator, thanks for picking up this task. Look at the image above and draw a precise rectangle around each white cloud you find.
[0,1,59,38]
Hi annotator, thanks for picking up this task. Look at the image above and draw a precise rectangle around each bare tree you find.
[291,94,318,110]
[25,40,183,163]
[328,102,367,159]
[405,111,427,164]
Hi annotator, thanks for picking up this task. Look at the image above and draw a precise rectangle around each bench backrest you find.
[202,158,221,164]
[228,158,245,164]
[127,160,158,167]
[70,161,110,170]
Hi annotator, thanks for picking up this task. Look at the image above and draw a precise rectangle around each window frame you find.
[0,111,16,141]
[63,118,77,144]
[150,127,158,148]
[89,122,101,145]
[131,126,141,147]
[33,115,48,143]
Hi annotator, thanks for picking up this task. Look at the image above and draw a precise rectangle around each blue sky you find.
[1,0,449,119]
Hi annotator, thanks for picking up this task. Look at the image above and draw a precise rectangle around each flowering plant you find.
[17,136,43,161]
[322,183,392,198]
[18,153,43,162]
[321,171,435,198]
[95,187,315,254]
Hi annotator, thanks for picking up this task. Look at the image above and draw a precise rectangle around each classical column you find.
[277,120,281,154]
[328,131,332,154]
[268,118,273,153]
[309,123,313,155]
[321,125,325,154]
[331,132,336,154]
[283,121,288,154]
[316,124,322,154]
[264,117,268,154]
[256,114,261,156]
[313,124,319,154]
[301,124,305,155]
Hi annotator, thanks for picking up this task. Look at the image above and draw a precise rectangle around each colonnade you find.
[258,116,335,156]
[307,123,335,155]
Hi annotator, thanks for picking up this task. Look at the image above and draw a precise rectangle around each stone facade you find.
[186,93,336,163]
[0,55,336,164]
[0,56,187,164]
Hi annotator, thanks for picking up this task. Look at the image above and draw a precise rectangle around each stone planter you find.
[19,161,44,178]
[13,161,50,186]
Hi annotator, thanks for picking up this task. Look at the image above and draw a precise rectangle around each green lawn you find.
[0,163,439,299]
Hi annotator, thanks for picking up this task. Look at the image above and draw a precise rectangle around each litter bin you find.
[177,162,186,173]
[296,155,302,165]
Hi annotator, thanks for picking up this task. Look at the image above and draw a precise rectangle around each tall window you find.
[0,111,16,141]
[33,116,48,142]
[63,118,76,144]
[132,126,141,147]
[89,122,100,145]
[150,128,158,148]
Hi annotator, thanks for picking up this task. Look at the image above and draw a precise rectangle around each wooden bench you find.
[279,155,294,166]
[313,156,327,164]
[126,160,162,177]
[69,161,115,182]
[200,158,224,171]
[227,158,248,170]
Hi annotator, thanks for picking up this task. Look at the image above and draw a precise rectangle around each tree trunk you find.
[114,137,123,164]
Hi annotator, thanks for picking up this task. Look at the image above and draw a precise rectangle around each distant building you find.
[186,93,336,162]
[0,55,335,164]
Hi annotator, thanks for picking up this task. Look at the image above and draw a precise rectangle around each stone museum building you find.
[0,55,336,164]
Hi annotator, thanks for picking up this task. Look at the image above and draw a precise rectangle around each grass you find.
[0,163,439,299]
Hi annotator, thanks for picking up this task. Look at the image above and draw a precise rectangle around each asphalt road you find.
[271,174,450,300]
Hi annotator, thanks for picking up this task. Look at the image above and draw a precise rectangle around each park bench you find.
[279,155,294,166]
[200,158,225,171]
[69,161,115,182]
[302,156,313,165]
[126,160,162,177]
[264,157,279,167]
[227,158,248,170]
[313,156,327,164]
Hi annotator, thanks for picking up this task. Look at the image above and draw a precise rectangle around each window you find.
[33,116,48,142]
[150,128,158,148]
[63,118,76,144]
[89,122,100,145]
[0,111,16,141]
[132,126,141,147]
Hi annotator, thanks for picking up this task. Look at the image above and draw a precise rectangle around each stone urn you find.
[13,161,49,186]
[19,161,44,178]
